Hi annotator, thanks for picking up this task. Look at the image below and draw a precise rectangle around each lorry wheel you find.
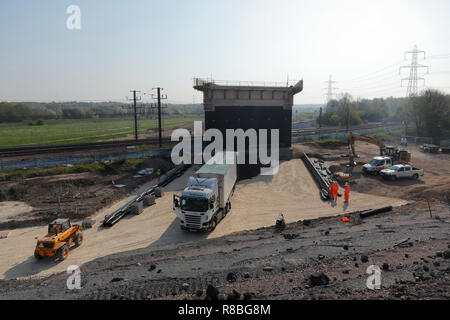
[224,202,230,215]
[57,245,69,261]
[413,174,419,179]
[34,251,43,260]
[210,217,217,231]
[75,233,83,247]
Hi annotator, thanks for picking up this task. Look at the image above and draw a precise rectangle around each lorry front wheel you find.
[210,217,217,232]
[413,174,419,179]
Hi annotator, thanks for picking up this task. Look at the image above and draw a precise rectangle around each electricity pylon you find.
[323,75,338,103]
[399,45,429,96]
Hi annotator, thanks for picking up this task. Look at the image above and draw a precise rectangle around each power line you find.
[339,74,400,91]
[339,60,403,83]
[399,45,429,96]
[343,81,401,93]
[428,71,450,75]
[427,53,450,60]
[339,70,400,86]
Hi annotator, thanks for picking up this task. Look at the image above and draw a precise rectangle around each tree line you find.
[397,90,450,143]
[319,89,450,143]
[0,102,204,123]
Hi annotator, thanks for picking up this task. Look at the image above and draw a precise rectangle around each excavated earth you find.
[0,139,449,300]
[0,205,448,300]
[0,158,173,229]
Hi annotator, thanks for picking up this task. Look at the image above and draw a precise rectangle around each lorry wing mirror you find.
[173,195,180,208]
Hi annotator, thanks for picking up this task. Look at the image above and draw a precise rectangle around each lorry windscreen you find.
[181,197,208,212]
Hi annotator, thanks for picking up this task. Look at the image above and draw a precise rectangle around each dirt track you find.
[0,158,407,280]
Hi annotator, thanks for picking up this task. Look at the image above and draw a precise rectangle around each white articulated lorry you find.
[173,152,238,232]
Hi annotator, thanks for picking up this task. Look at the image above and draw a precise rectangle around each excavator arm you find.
[348,132,386,156]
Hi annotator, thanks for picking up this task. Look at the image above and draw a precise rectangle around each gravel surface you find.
[0,206,448,300]
[0,139,448,299]
[0,158,406,280]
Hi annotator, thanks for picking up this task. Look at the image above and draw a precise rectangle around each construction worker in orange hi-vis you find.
[344,183,350,203]
[334,183,339,201]
[330,182,337,201]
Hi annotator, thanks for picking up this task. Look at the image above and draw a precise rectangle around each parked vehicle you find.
[420,144,440,153]
[173,152,238,232]
[362,156,393,174]
[137,168,154,175]
[380,164,424,180]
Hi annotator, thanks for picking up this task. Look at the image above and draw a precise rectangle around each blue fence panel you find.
[0,148,173,171]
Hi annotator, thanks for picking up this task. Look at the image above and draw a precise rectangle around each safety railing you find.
[194,78,301,88]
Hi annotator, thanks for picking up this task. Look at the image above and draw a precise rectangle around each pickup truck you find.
[380,164,424,180]
[362,156,393,174]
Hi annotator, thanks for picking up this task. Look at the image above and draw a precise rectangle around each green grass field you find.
[0,116,201,146]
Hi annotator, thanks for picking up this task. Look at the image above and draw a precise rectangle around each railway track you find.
[291,123,397,136]
[0,123,399,158]
[0,137,175,158]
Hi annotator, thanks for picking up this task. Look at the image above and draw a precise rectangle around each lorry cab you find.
[173,177,220,230]
[362,156,392,174]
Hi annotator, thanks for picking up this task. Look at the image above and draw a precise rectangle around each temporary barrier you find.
[292,126,402,143]
[0,149,172,171]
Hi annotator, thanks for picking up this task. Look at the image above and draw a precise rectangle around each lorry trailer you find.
[173,152,238,231]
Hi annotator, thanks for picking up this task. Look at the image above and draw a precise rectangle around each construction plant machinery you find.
[34,219,83,261]
[347,132,411,174]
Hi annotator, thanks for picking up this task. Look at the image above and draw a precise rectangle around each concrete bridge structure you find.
[193,78,304,177]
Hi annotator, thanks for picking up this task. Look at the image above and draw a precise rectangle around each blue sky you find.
[1,0,449,104]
